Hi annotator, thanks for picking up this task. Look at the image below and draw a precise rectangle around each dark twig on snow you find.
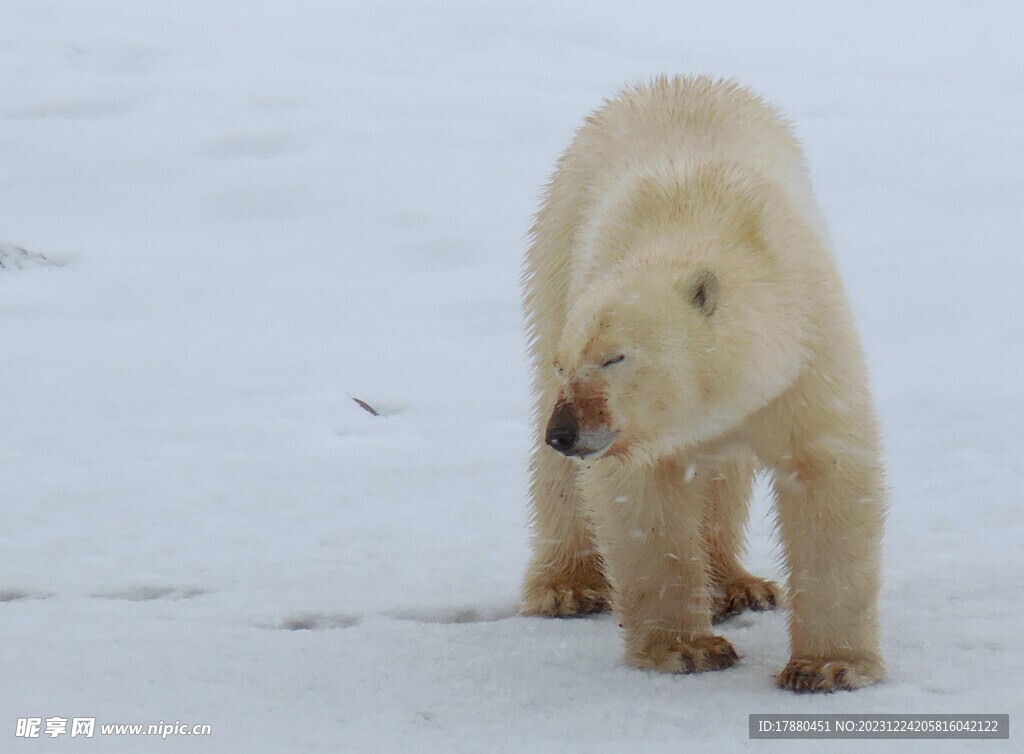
[352,397,380,417]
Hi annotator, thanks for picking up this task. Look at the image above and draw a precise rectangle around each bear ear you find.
[677,269,719,316]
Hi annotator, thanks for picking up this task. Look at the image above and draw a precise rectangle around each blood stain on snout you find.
[569,378,610,433]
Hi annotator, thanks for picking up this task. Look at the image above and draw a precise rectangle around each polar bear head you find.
[545,188,816,465]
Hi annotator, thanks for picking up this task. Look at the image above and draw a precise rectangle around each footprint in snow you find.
[0,589,53,602]
[5,99,134,121]
[273,612,361,631]
[194,133,299,160]
[91,586,210,602]
[384,605,518,625]
[65,41,171,76]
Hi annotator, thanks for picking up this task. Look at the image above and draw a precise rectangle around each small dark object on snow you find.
[352,397,379,417]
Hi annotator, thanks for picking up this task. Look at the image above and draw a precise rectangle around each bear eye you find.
[686,270,719,316]
[601,355,625,368]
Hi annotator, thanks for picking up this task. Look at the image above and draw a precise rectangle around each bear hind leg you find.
[702,456,782,623]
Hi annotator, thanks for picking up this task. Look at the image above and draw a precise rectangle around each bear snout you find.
[545,400,579,456]
[546,399,618,459]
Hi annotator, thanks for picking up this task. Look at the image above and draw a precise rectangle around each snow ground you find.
[1,1,1022,751]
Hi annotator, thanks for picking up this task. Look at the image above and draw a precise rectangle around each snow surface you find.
[2,1,1022,751]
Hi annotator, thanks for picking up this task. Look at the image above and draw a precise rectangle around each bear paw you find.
[776,655,884,693]
[712,577,781,623]
[521,575,611,617]
[633,634,739,674]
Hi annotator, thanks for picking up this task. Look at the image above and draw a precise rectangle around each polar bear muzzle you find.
[545,395,617,459]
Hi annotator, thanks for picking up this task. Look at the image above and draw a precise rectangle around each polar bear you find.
[521,76,885,693]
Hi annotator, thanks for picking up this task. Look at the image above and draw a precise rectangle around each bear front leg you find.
[521,447,611,617]
[772,447,885,692]
[583,460,738,674]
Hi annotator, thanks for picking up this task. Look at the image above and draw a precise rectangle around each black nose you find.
[545,401,579,456]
